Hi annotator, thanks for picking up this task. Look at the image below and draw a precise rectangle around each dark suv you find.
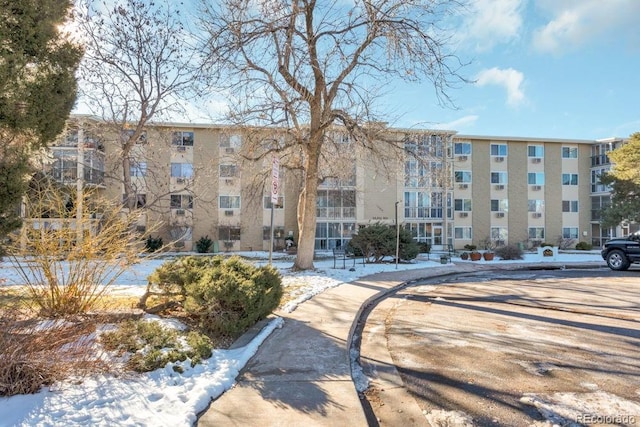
[601,231,640,270]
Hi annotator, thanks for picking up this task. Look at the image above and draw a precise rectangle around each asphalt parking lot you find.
[361,269,640,427]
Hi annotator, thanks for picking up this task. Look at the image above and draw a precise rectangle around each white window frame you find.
[172,131,194,146]
[454,171,472,183]
[562,200,579,213]
[562,173,578,185]
[454,198,472,211]
[528,172,545,185]
[454,227,472,240]
[219,195,241,209]
[454,142,471,155]
[562,147,578,158]
[490,172,507,184]
[528,145,544,157]
[490,144,508,156]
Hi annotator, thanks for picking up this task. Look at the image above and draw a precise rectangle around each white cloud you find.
[432,115,480,130]
[532,0,640,54]
[476,67,525,107]
[458,0,524,52]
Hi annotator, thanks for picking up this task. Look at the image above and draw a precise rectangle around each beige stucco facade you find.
[45,118,601,252]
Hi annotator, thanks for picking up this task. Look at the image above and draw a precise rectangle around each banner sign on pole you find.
[271,156,279,204]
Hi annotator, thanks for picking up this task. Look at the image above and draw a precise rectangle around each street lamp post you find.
[395,201,400,269]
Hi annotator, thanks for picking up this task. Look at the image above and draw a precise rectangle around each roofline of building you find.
[71,114,614,143]
[456,134,596,144]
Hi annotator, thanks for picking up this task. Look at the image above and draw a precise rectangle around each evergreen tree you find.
[0,0,81,249]
[600,132,640,227]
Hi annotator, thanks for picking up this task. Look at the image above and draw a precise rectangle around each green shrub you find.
[575,241,593,250]
[419,243,431,254]
[100,320,177,355]
[145,236,163,252]
[195,235,213,253]
[495,244,524,260]
[540,242,555,248]
[183,256,282,338]
[99,319,213,373]
[141,256,219,309]
[463,244,477,251]
[349,223,419,263]
[186,331,213,364]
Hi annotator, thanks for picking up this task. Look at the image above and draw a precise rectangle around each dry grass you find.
[0,289,145,397]
[0,308,111,396]
[279,280,308,308]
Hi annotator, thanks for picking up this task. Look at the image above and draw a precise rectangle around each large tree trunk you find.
[121,155,136,211]
[293,140,321,270]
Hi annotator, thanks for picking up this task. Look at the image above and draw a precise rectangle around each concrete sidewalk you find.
[196,263,471,426]
[196,261,604,426]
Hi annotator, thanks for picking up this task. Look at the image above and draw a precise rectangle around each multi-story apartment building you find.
[37,115,626,252]
[589,137,631,247]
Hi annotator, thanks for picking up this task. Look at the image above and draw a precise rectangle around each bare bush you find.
[556,236,577,250]
[0,309,109,396]
[495,244,524,260]
[10,177,147,317]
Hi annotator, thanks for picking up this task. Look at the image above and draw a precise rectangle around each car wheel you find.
[606,250,630,271]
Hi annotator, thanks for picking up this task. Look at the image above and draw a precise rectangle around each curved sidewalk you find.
[196,261,603,426]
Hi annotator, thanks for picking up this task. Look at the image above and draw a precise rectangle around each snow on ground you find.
[0,250,611,426]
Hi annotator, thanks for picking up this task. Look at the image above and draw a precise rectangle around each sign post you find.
[269,156,279,264]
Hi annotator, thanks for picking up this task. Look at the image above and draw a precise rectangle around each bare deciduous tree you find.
[200,0,467,269]
[77,0,203,211]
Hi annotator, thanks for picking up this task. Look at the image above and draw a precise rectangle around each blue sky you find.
[390,0,640,140]
[75,0,640,141]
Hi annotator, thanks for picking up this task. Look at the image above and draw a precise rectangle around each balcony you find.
[316,207,356,219]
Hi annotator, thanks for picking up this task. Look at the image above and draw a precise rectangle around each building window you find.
[404,160,430,188]
[220,134,241,148]
[562,200,579,212]
[404,134,445,158]
[220,164,237,178]
[170,194,193,209]
[454,171,472,183]
[170,163,193,178]
[218,226,241,241]
[591,195,610,222]
[454,142,471,155]
[563,227,579,239]
[490,172,507,184]
[454,227,472,239]
[562,173,578,185]
[490,144,507,156]
[491,227,507,245]
[129,161,147,177]
[491,199,508,212]
[172,131,194,146]
[528,200,544,212]
[219,195,241,209]
[314,222,356,250]
[264,196,284,209]
[122,129,147,144]
[591,168,610,193]
[528,173,545,185]
[528,145,544,157]
[317,189,356,219]
[405,191,443,219]
[528,227,545,240]
[454,199,472,211]
[562,147,578,158]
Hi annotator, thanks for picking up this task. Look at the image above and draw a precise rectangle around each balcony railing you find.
[404,207,443,219]
[316,207,356,219]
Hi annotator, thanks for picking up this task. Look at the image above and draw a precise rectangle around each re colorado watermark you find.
[576,414,637,425]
